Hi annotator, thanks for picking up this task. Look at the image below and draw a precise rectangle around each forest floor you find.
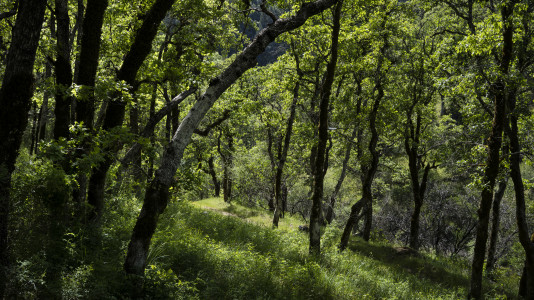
[141,197,520,299]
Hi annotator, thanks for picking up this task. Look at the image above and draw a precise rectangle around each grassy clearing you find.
[147,198,517,299]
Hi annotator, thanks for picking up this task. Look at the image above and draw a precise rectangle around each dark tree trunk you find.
[124,0,341,276]
[339,60,384,250]
[37,63,52,145]
[86,0,177,222]
[273,73,300,227]
[71,0,108,209]
[30,101,39,155]
[0,0,46,296]
[75,0,108,128]
[208,156,220,197]
[53,0,73,140]
[506,95,534,299]
[405,112,434,250]
[485,177,508,276]
[309,0,342,255]
[267,128,276,210]
[469,3,515,298]
[220,134,233,203]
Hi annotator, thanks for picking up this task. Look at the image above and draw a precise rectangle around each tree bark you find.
[485,177,508,276]
[124,0,341,276]
[273,73,300,227]
[75,0,108,128]
[505,95,534,299]
[405,111,434,250]
[0,0,46,296]
[339,40,385,250]
[207,156,220,197]
[86,0,177,223]
[53,0,73,140]
[309,0,342,255]
[469,2,516,298]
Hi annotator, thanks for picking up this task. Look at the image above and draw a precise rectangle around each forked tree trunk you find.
[309,0,342,255]
[72,0,108,209]
[0,1,47,297]
[469,2,515,298]
[124,0,341,276]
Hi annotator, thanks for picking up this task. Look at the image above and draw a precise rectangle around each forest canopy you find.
[0,0,534,298]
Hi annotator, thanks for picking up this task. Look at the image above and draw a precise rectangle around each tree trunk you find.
[124,0,341,276]
[309,0,342,255]
[267,127,276,210]
[53,0,73,140]
[469,3,515,298]
[273,74,300,227]
[326,125,356,224]
[30,101,39,155]
[207,156,220,197]
[0,0,46,296]
[506,97,534,299]
[71,0,108,211]
[339,57,384,250]
[86,0,177,222]
[485,177,508,276]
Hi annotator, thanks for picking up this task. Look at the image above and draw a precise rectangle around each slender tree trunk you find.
[469,3,515,298]
[267,128,276,210]
[309,0,342,255]
[37,63,52,146]
[220,134,233,203]
[0,1,46,296]
[485,177,508,276]
[124,0,341,276]
[339,61,384,250]
[326,126,356,224]
[207,156,220,197]
[30,101,39,155]
[273,75,300,227]
[505,99,534,299]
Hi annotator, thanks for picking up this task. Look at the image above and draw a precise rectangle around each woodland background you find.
[0,0,533,298]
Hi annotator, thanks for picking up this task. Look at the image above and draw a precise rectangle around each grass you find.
[191,197,307,230]
[146,197,518,299]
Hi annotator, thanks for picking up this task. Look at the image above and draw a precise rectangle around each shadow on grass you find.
[347,239,469,289]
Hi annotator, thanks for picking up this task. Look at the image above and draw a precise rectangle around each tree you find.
[0,0,47,296]
[309,0,343,255]
[124,0,342,276]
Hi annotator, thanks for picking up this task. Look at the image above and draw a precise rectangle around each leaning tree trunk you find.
[124,0,341,276]
[469,2,515,299]
[309,0,342,255]
[86,0,177,223]
[0,0,47,297]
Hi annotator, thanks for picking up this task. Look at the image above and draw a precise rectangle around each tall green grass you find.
[148,198,516,299]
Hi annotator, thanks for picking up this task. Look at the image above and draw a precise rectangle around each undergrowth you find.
[147,198,517,299]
